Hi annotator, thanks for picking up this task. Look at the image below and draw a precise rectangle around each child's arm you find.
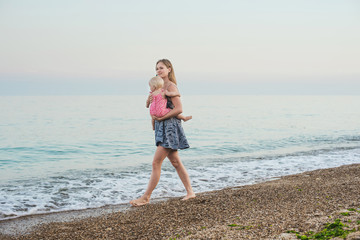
[146,94,152,108]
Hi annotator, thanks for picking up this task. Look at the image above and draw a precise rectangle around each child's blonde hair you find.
[149,76,164,90]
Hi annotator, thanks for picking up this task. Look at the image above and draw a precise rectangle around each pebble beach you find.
[1,164,360,240]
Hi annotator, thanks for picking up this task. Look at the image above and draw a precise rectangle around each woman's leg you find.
[130,146,170,206]
[167,150,196,200]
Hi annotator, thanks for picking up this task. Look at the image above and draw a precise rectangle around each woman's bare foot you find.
[130,195,150,206]
[184,116,192,122]
[181,192,196,201]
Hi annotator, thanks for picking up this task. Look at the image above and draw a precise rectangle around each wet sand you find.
[1,164,360,239]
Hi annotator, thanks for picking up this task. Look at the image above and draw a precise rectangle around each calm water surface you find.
[0,95,359,219]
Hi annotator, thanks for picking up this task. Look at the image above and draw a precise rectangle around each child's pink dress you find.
[150,90,171,117]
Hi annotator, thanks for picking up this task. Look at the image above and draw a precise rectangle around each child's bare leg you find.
[176,114,192,122]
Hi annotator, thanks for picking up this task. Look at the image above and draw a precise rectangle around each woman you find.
[130,59,196,206]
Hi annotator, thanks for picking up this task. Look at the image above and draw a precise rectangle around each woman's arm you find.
[152,85,182,121]
[165,89,181,98]
[153,96,182,121]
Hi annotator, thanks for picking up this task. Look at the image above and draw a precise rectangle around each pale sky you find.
[0,0,359,95]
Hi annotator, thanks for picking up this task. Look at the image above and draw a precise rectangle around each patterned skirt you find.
[154,118,190,150]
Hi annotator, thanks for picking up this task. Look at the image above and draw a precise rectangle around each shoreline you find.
[0,203,131,236]
[0,196,172,236]
[1,163,360,239]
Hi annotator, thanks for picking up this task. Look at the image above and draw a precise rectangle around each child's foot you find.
[184,116,192,122]
[181,192,196,201]
[130,196,150,207]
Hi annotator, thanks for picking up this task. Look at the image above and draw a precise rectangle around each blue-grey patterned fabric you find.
[154,117,189,150]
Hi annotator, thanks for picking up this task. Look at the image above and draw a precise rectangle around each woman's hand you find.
[152,115,163,121]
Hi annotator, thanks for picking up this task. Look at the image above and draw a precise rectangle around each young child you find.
[147,76,192,130]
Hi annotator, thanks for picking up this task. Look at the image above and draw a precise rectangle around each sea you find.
[0,95,359,220]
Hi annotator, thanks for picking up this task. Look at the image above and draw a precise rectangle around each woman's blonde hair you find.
[149,76,164,90]
[156,59,177,85]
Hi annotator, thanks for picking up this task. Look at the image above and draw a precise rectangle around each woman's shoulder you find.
[166,83,179,92]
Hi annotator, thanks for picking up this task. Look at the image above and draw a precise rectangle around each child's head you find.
[149,76,164,92]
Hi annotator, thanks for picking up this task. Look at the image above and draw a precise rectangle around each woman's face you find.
[156,62,171,79]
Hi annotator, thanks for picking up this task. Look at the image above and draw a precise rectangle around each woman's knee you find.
[170,158,180,168]
[168,152,181,168]
[152,146,169,169]
[152,158,163,169]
